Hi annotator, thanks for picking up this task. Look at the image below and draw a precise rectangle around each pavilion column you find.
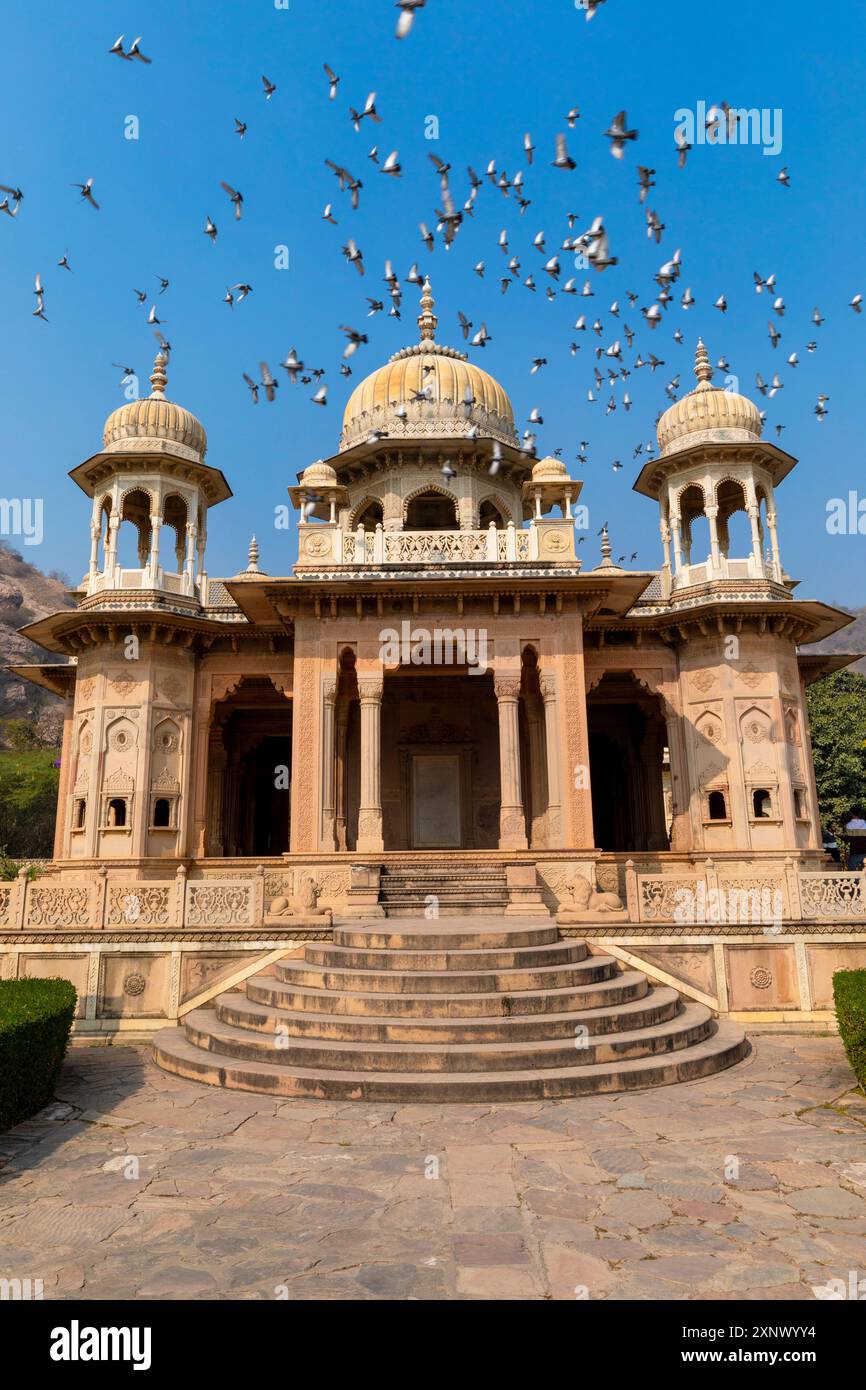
[747,504,763,568]
[206,729,227,856]
[357,678,384,852]
[705,505,720,570]
[526,702,548,848]
[642,717,670,850]
[495,677,528,850]
[335,703,349,850]
[670,515,683,574]
[540,673,564,847]
[321,679,337,849]
[767,510,782,580]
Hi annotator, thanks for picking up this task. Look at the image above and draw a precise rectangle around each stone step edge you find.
[152,1023,749,1098]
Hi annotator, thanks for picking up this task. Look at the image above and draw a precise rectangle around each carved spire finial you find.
[600,523,612,564]
[418,275,437,341]
[149,351,168,399]
[694,338,713,387]
[247,535,260,573]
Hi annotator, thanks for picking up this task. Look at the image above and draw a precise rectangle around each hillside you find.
[0,543,75,740]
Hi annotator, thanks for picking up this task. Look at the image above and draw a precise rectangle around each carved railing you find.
[799,873,866,920]
[338,525,539,565]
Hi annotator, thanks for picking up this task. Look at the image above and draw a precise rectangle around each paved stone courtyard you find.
[1,1034,864,1300]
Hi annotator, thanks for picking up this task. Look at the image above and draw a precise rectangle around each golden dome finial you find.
[694,338,713,389]
[149,351,168,400]
[418,275,437,341]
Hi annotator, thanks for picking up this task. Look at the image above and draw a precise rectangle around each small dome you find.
[657,341,763,455]
[339,278,517,451]
[301,460,337,487]
[102,354,207,462]
[532,455,568,481]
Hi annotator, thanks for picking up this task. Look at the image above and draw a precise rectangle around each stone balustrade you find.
[297,521,563,567]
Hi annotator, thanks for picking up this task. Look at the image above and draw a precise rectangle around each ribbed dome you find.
[657,341,762,455]
[339,278,517,451]
[532,455,568,481]
[301,460,338,486]
[102,354,207,461]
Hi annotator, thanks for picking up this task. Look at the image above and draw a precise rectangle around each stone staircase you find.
[153,919,748,1102]
[378,862,509,916]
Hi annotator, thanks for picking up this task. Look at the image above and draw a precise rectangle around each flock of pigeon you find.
[2,2,863,507]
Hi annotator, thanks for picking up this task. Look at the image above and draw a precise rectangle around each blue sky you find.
[1,0,864,603]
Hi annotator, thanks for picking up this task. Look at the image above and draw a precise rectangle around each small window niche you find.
[150,796,176,830]
[752,788,773,819]
[104,797,129,829]
[72,798,87,831]
[793,788,808,820]
[707,789,728,822]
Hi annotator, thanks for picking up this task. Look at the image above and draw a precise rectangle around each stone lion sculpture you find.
[269,872,323,918]
[558,873,628,923]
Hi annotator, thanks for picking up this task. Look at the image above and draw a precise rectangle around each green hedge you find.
[833,969,866,1090]
[0,978,77,1131]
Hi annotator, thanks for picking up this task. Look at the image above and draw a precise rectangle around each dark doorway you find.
[207,678,292,855]
[587,672,669,852]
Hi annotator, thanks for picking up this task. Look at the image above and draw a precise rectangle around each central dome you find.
[339,279,517,451]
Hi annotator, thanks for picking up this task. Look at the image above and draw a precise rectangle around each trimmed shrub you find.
[0,978,77,1131]
[833,969,866,1091]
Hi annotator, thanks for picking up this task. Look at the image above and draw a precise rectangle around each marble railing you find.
[337,525,535,565]
[3,862,865,931]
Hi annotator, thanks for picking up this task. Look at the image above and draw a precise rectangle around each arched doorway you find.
[587,672,670,852]
[206,677,292,855]
[405,489,459,530]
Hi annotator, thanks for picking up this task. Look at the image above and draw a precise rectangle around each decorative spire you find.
[149,351,168,399]
[246,536,260,573]
[694,338,713,389]
[600,523,612,565]
[418,275,438,341]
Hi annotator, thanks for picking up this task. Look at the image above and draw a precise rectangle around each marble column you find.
[540,673,563,847]
[495,677,528,850]
[526,701,548,848]
[335,703,349,850]
[321,680,337,849]
[357,677,384,852]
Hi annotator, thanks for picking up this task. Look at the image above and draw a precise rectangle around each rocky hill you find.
[0,543,75,739]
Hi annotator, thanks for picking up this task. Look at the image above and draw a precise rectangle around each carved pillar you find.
[495,678,528,850]
[766,510,782,580]
[540,673,563,847]
[526,701,548,848]
[357,677,384,852]
[335,701,349,850]
[705,505,720,569]
[642,716,669,850]
[321,679,337,849]
[206,730,228,856]
[54,695,75,859]
[747,504,763,567]
[670,514,683,575]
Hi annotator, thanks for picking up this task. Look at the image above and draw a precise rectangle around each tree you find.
[0,751,60,860]
[805,671,866,864]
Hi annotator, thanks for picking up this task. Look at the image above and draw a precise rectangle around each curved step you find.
[275,954,618,996]
[183,1001,713,1073]
[152,1020,749,1102]
[216,984,681,1044]
[251,968,648,1018]
[334,923,559,950]
[302,939,587,972]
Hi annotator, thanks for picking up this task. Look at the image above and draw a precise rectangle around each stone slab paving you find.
[0,1034,864,1300]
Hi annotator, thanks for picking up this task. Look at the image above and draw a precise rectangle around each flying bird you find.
[604,111,638,159]
[72,178,99,209]
[262,75,277,98]
[220,182,243,219]
[396,0,427,40]
[551,133,576,170]
[324,63,340,99]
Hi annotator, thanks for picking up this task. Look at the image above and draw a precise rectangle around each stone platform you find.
[153,917,747,1101]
